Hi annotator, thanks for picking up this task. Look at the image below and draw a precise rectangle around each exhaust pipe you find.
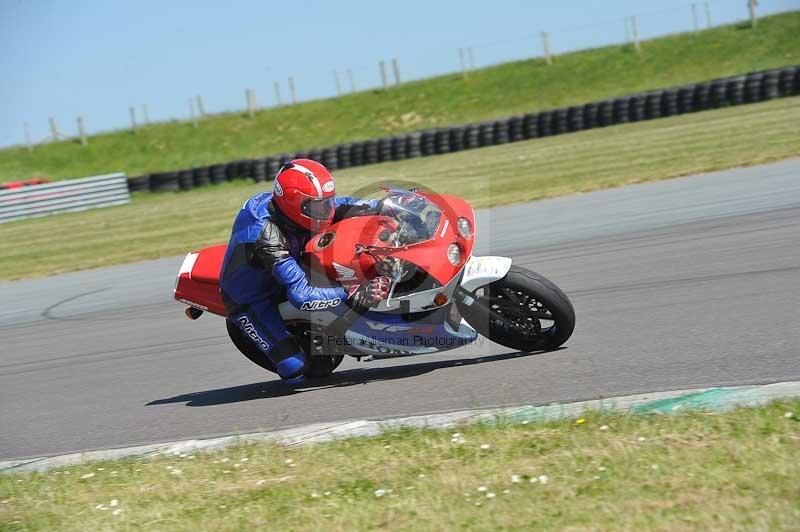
[185,307,204,320]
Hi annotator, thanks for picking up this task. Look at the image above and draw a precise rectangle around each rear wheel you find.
[459,266,575,352]
[287,322,345,379]
[226,319,277,373]
[225,319,344,378]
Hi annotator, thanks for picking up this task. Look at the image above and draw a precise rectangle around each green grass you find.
[1,96,798,282]
[3,401,799,531]
[1,12,798,183]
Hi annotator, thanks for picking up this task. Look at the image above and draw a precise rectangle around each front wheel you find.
[458,266,575,352]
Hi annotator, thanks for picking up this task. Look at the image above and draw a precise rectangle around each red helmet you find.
[272,159,336,231]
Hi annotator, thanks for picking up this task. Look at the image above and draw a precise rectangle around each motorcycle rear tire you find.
[460,266,575,352]
[226,319,344,379]
[226,319,278,374]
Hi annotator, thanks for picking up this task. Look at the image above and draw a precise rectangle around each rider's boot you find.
[274,351,307,380]
[268,336,308,380]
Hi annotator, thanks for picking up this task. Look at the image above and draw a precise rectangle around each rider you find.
[219,159,390,380]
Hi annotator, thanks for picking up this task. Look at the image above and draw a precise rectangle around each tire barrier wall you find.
[128,65,799,193]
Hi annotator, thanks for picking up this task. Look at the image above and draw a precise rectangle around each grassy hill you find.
[1,11,798,183]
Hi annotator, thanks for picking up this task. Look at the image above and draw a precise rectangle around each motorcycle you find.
[174,186,575,378]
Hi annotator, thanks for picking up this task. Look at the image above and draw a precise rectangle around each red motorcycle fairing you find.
[305,193,475,287]
[174,192,476,316]
[174,245,226,316]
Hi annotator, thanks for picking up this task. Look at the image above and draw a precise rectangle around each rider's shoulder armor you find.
[252,220,290,270]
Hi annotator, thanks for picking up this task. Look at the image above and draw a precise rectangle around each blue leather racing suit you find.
[219,191,368,379]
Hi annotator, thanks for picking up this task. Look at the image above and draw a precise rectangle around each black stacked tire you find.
[553,109,569,134]
[225,161,240,181]
[391,136,408,160]
[349,142,365,166]
[448,127,465,152]
[336,144,351,168]
[537,111,554,136]
[744,73,764,103]
[567,106,584,131]
[363,139,379,164]
[321,148,338,170]
[794,67,800,95]
[508,116,524,141]
[612,98,629,124]
[308,148,323,163]
[693,83,711,111]
[761,70,780,100]
[709,81,727,108]
[661,89,679,117]
[726,76,745,105]
[293,151,308,161]
[493,120,510,144]
[420,131,436,156]
[628,95,646,122]
[778,67,797,96]
[149,171,179,192]
[435,129,451,154]
[463,124,481,149]
[522,113,539,139]
[597,101,613,127]
[645,92,663,119]
[407,132,422,158]
[178,169,194,191]
[478,122,494,146]
[252,159,268,182]
[265,157,281,179]
[377,138,393,161]
[192,166,211,187]
[677,86,695,114]
[278,153,293,166]
[210,164,227,184]
[582,104,598,129]
[127,174,150,192]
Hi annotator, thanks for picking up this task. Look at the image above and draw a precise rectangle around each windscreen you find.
[378,189,442,246]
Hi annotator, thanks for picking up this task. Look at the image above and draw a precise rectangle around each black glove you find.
[347,277,392,308]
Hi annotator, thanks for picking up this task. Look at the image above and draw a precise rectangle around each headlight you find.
[447,243,462,265]
[457,217,472,237]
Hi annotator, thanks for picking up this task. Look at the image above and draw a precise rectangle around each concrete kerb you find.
[3,381,798,474]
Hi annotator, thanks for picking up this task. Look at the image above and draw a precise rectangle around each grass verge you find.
[2,400,799,530]
[1,96,798,282]
[1,12,798,182]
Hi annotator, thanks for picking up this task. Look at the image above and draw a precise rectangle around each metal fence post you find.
[347,69,356,93]
[541,32,552,64]
[274,82,282,106]
[289,77,297,103]
[128,108,137,134]
[392,58,401,85]
[632,16,641,53]
[77,116,87,146]
[196,95,206,117]
[189,98,198,128]
[379,61,388,90]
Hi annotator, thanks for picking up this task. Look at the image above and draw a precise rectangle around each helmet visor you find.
[301,197,334,220]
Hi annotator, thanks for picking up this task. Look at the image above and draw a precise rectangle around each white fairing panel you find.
[459,256,513,292]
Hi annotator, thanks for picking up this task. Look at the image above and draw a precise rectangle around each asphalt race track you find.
[2,160,799,460]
